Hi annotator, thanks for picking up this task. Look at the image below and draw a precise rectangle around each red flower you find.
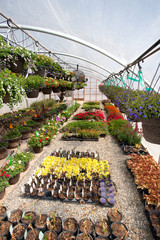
[0,171,6,177]
[45,138,48,140]
[39,139,42,143]
[5,174,9,178]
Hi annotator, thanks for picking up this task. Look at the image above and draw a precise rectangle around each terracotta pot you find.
[9,173,20,185]
[6,135,22,149]
[42,87,52,94]
[20,127,32,140]
[33,146,43,153]
[0,187,6,200]
[0,142,8,160]
[26,89,39,98]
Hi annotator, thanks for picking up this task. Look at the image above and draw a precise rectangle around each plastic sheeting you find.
[0,0,160,88]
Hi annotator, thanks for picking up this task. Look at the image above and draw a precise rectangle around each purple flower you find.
[143,115,147,118]
[139,112,143,115]
[128,108,131,111]
[139,106,143,109]
[148,105,152,108]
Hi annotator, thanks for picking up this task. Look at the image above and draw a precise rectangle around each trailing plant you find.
[0,36,37,70]
[0,68,25,109]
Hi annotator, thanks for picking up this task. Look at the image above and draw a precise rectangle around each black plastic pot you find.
[21,211,36,226]
[110,222,128,239]
[58,231,75,240]
[8,209,23,226]
[76,233,93,240]
[9,173,20,185]
[34,214,48,232]
[12,223,27,240]
[62,218,78,235]
[95,219,110,239]
[42,230,58,240]
[32,146,43,153]
[79,218,94,235]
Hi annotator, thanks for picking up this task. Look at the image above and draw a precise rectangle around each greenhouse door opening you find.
[72,77,106,101]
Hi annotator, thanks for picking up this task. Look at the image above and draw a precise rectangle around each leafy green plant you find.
[16,126,31,132]
[26,120,39,126]
[2,130,21,140]
[22,75,45,92]
[108,119,141,145]
[0,178,9,192]
[0,141,8,149]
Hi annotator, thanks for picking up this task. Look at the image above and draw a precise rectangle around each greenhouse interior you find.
[0,1,160,239]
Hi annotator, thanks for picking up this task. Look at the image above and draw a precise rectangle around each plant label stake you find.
[10,155,13,165]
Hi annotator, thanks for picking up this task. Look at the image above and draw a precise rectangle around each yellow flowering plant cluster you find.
[35,156,110,181]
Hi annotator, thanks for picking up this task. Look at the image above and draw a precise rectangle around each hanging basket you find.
[35,67,47,77]
[60,86,66,92]
[9,55,25,73]
[26,89,39,98]
[42,87,52,95]
[3,90,10,104]
[52,86,61,93]
[142,117,160,144]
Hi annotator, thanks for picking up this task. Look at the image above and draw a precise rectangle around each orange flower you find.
[34,114,37,118]
[9,124,13,129]
[23,121,26,125]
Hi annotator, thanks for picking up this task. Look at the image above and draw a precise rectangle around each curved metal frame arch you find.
[64,62,107,78]
[4,25,126,68]
[52,52,111,74]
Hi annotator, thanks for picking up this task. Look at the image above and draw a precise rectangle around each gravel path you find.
[1,103,154,240]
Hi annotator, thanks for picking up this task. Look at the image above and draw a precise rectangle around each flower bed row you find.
[73,110,105,121]
[104,103,142,147]
[23,153,116,206]
[82,102,101,111]
[126,154,160,239]
[0,205,128,240]
[62,120,108,140]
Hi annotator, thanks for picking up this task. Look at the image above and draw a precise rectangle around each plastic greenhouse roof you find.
[0,0,160,89]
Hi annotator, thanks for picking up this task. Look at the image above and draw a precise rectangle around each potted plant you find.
[0,141,8,160]
[21,211,36,226]
[51,79,61,93]
[26,120,39,132]
[27,135,44,153]
[34,214,48,232]
[0,36,37,73]
[41,78,54,94]
[34,54,55,77]
[110,222,128,239]
[95,218,110,238]
[47,213,62,234]
[23,75,45,98]
[0,220,12,239]
[16,125,32,140]
[8,209,23,225]
[0,68,25,110]
[11,223,27,239]
[2,130,22,149]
